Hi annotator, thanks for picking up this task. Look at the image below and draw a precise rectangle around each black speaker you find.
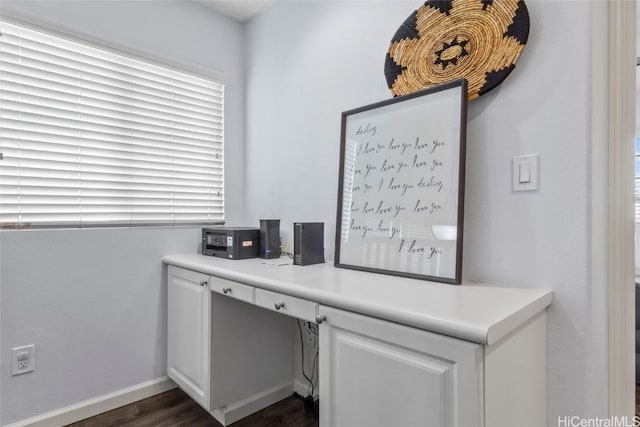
[260,219,281,259]
[293,222,324,266]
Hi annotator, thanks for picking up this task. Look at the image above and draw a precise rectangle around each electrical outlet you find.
[302,322,318,347]
[12,345,35,376]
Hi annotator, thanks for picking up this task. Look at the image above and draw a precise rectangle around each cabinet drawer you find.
[255,288,318,322]
[210,276,255,304]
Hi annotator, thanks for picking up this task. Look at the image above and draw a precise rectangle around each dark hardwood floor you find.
[67,388,319,427]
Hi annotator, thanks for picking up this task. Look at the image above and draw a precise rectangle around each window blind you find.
[0,21,224,227]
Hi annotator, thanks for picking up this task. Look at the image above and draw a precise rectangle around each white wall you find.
[0,1,245,424]
[244,1,609,423]
[0,0,613,423]
[1,228,200,424]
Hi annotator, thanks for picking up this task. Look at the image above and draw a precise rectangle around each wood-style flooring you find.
[67,388,319,427]
[68,384,640,425]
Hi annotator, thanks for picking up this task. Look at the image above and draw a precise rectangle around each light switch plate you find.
[512,154,539,191]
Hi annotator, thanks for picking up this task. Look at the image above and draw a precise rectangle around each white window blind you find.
[0,21,224,227]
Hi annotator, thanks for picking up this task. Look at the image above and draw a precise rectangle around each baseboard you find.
[4,377,176,427]
[211,381,293,426]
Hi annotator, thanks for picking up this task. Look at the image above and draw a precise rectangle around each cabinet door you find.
[167,266,211,409]
[319,306,483,427]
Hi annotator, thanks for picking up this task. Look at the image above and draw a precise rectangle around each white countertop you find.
[163,254,552,346]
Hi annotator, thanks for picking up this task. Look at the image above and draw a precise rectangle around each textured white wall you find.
[244,0,609,423]
[0,1,245,424]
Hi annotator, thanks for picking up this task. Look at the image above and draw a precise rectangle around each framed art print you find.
[334,79,468,284]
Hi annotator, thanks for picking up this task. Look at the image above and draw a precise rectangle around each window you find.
[0,21,224,227]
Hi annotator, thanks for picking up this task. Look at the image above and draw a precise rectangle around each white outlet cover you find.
[12,345,35,375]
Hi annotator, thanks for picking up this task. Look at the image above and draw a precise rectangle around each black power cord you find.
[296,319,314,391]
[308,346,319,396]
[296,319,319,418]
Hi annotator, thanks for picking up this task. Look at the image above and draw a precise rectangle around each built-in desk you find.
[163,253,552,427]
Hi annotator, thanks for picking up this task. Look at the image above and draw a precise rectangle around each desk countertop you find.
[163,254,552,346]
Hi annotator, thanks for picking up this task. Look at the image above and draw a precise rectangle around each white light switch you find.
[512,155,538,191]
[518,163,531,183]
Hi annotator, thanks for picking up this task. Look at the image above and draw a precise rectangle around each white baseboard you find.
[4,377,176,427]
[211,381,294,426]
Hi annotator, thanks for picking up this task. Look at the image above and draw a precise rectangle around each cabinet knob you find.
[315,314,327,324]
[222,287,231,294]
[200,280,207,287]
[274,301,285,310]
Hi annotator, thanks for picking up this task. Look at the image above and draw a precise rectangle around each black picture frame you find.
[334,79,468,285]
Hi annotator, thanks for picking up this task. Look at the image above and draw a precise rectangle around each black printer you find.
[202,227,260,260]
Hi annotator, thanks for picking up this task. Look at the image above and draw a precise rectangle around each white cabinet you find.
[319,306,482,427]
[167,266,294,426]
[319,306,548,427]
[164,256,550,427]
[167,265,211,408]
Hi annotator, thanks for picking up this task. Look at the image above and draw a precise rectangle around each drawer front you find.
[255,288,318,322]
[210,276,255,304]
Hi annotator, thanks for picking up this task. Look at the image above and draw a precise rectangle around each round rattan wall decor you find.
[384,0,530,101]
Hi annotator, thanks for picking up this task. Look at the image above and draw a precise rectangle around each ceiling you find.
[194,0,273,22]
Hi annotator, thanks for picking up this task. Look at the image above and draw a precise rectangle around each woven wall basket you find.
[385,0,530,101]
